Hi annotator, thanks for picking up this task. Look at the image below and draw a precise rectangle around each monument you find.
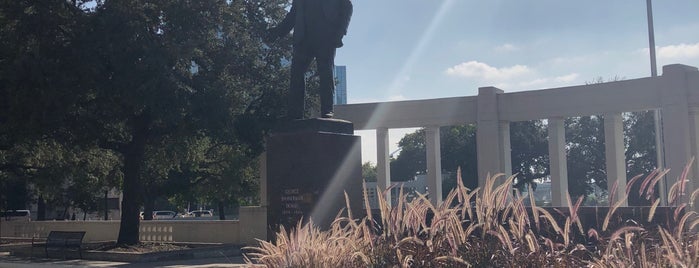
[264,0,361,238]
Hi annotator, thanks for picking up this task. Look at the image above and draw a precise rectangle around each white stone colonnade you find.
[334,64,699,207]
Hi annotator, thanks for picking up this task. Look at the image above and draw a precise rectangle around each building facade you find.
[334,65,347,105]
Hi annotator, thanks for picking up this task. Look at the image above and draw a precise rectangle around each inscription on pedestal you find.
[280,188,312,225]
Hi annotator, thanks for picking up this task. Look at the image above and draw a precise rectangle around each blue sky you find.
[334,0,699,164]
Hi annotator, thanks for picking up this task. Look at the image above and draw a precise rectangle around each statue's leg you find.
[289,47,314,119]
[316,46,337,118]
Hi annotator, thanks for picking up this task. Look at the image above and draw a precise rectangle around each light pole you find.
[647,0,667,204]
[647,0,658,77]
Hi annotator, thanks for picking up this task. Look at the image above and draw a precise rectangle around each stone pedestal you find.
[266,118,363,239]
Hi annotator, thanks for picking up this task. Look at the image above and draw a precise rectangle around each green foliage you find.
[362,162,377,182]
[565,112,657,204]
[390,129,426,182]
[0,0,89,146]
[390,113,657,206]
[510,120,549,191]
[440,125,478,189]
[391,123,546,192]
[0,138,120,214]
[1,0,291,243]
[566,115,607,200]
[390,125,479,188]
[624,111,657,206]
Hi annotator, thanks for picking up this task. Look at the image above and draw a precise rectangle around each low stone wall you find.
[0,206,267,245]
[1,220,119,242]
[238,206,267,245]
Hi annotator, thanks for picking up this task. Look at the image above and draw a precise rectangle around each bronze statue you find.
[268,0,353,119]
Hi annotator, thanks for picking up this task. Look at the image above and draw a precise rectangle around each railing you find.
[335,64,699,207]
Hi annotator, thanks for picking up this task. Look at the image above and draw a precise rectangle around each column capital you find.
[478,86,505,95]
[662,64,699,75]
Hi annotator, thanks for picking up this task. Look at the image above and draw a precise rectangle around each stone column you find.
[548,117,569,207]
[661,64,699,204]
[376,127,391,203]
[690,107,699,205]
[426,126,443,206]
[500,122,513,179]
[477,87,512,188]
[604,113,627,207]
[654,109,668,205]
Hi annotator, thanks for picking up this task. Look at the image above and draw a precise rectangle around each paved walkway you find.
[0,252,256,268]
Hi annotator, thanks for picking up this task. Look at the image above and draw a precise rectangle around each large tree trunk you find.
[104,190,109,220]
[218,200,225,220]
[117,114,149,245]
[61,206,68,220]
[143,196,154,220]
[37,195,45,221]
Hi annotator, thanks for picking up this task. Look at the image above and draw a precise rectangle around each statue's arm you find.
[271,1,297,38]
[338,0,353,36]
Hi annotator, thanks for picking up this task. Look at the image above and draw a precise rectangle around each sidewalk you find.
[0,252,254,268]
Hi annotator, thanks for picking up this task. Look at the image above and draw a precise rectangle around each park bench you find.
[31,231,86,259]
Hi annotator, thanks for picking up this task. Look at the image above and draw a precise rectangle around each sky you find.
[332,0,699,164]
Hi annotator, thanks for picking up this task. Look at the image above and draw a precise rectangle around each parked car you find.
[187,210,214,218]
[0,210,31,221]
[152,210,177,220]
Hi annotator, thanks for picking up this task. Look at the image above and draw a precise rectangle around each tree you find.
[0,0,90,148]
[390,130,426,182]
[390,125,479,195]
[189,138,261,220]
[1,1,92,215]
[2,0,292,244]
[439,125,478,190]
[565,115,606,200]
[624,111,657,205]
[81,0,291,244]
[510,120,549,191]
[563,77,658,204]
[362,162,377,182]
[391,123,547,195]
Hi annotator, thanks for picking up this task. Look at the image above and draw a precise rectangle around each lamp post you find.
[646,0,658,77]
[646,0,667,204]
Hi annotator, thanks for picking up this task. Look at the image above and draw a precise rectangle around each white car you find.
[0,210,31,221]
[152,210,177,220]
[188,210,213,218]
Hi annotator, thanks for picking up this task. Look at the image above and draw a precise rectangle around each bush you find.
[245,166,699,267]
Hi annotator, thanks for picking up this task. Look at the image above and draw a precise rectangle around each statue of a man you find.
[269,0,353,119]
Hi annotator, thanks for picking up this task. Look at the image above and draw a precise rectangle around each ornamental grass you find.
[245,164,699,267]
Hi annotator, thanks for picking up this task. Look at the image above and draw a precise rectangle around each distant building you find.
[333,65,347,105]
